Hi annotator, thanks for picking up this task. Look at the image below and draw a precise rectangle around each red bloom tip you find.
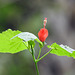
[38,28,48,42]
[38,18,48,42]
[44,18,47,28]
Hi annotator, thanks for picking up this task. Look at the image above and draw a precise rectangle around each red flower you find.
[38,18,48,42]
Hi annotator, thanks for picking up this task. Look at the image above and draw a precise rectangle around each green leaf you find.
[71,51,75,58]
[11,32,43,52]
[50,43,72,57]
[12,32,43,47]
[0,29,43,53]
[60,44,75,53]
[0,29,28,53]
[11,32,37,41]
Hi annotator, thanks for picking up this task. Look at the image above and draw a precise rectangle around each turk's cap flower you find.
[38,28,48,42]
[38,18,48,42]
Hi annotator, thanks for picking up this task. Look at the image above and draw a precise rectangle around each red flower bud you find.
[38,28,48,42]
[38,18,48,42]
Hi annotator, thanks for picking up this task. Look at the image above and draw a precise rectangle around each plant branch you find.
[36,50,51,62]
[37,48,42,59]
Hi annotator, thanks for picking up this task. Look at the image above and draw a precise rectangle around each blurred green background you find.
[0,0,75,75]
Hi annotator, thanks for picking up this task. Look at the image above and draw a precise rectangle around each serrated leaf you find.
[50,43,71,57]
[0,29,28,53]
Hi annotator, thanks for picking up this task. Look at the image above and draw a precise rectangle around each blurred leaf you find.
[0,3,22,25]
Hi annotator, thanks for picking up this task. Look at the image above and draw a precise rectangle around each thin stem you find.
[35,62,39,75]
[31,45,35,61]
[36,50,51,62]
[31,45,39,75]
[37,48,41,59]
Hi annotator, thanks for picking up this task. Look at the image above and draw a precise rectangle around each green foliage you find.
[0,29,42,53]
[11,32,43,46]
[48,43,75,58]
[12,32,38,41]
[1,29,75,59]
[0,29,28,53]
[50,43,71,57]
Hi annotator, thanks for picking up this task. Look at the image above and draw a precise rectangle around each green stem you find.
[36,50,51,62]
[31,45,35,61]
[31,45,39,75]
[35,62,39,75]
[37,48,41,59]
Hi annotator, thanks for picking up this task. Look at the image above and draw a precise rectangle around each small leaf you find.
[50,43,71,57]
